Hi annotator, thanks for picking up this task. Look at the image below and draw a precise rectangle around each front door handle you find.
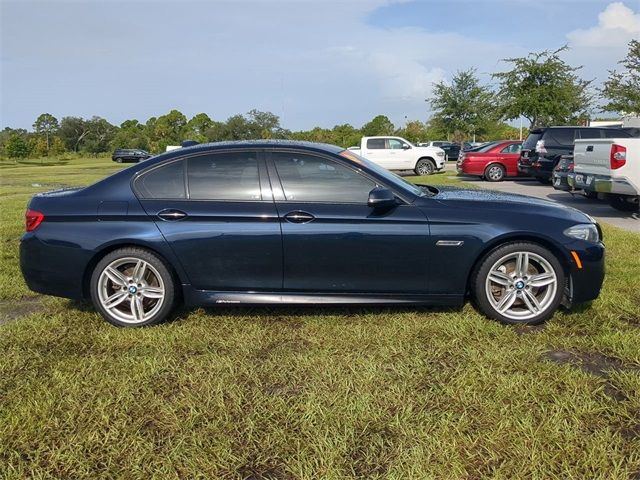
[283,211,315,224]
[157,208,187,221]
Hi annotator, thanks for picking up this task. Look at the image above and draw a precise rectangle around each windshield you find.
[338,150,425,197]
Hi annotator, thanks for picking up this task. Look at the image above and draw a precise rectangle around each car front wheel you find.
[90,247,176,327]
[472,242,565,325]
[414,158,435,176]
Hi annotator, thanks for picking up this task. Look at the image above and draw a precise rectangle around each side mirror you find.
[368,187,396,209]
[402,144,411,150]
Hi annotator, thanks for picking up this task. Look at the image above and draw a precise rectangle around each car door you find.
[266,149,430,293]
[135,150,282,291]
[361,138,393,168]
[497,142,522,175]
[387,138,414,169]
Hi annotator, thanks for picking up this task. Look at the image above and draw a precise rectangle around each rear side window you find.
[604,128,633,138]
[578,129,603,139]
[136,160,186,199]
[367,138,385,149]
[500,143,522,153]
[544,128,576,146]
[187,152,260,201]
[522,131,542,150]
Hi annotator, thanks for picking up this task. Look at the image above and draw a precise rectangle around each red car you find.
[456,140,523,182]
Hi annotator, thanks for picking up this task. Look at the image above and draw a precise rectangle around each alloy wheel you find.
[484,251,557,321]
[97,257,165,324]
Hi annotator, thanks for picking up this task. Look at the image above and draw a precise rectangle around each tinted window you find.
[544,128,576,146]
[474,142,501,153]
[579,129,603,139]
[522,131,542,150]
[605,128,633,138]
[367,138,385,149]
[188,152,260,201]
[136,160,186,199]
[273,152,376,203]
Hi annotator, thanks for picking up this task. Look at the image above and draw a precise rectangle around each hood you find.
[420,186,591,223]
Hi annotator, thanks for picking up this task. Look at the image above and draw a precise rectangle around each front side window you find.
[388,139,407,150]
[187,152,260,201]
[136,160,186,199]
[273,152,376,203]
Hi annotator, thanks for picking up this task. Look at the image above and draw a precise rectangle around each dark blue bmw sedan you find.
[20,141,604,327]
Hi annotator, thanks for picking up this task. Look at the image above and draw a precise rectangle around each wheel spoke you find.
[103,291,128,309]
[516,252,529,277]
[496,289,517,313]
[132,260,147,283]
[522,290,541,313]
[105,267,127,287]
[131,296,145,321]
[140,286,163,299]
[528,272,555,288]
[488,271,511,286]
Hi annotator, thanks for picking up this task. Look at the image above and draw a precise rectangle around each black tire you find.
[472,242,565,325]
[484,164,505,182]
[608,194,639,212]
[90,247,176,327]
[583,190,598,199]
[115,157,123,163]
[535,176,551,185]
[414,158,435,176]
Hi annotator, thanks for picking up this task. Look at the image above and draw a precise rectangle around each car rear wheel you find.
[484,164,505,182]
[472,242,565,325]
[90,248,176,327]
[414,158,435,176]
[115,157,123,163]
[608,194,639,212]
[535,176,551,185]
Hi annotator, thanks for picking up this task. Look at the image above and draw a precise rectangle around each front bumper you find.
[568,172,639,196]
[565,240,605,305]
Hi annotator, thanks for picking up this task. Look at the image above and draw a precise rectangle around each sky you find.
[1,0,639,131]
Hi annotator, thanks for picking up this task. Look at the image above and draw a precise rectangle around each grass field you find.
[1,156,639,479]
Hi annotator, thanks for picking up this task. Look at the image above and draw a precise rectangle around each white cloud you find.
[567,2,640,47]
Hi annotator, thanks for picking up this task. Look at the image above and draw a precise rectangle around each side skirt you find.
[183,288,464,307]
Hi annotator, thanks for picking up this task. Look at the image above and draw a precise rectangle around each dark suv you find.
[518,126,634,183]
[112,149,151,163]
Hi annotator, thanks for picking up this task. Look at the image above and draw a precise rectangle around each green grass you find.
[1,157,639,479]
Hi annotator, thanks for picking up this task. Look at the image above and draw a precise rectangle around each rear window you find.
[523,132,543,150]
[473,142,501,153]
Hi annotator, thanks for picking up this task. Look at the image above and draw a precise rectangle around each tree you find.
[361,115,394,136]
[601,39,640,115]
[83,116,116,154]
[58,117,90,152]
[395,120,427,144]
[186,113,213,142]
[6,134,29,159]
[430,69,496,142]
[33,113,59,151]
[493,46,592,128]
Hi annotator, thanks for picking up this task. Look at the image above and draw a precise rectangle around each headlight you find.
[564,224,599,242]
[436,151,445,157]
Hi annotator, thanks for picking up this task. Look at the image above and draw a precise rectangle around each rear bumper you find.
[552,171,573,192]
[568,172,639,196]
[20,234,89,299]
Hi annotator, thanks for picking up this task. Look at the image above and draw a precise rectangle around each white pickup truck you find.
[570,138,640,212]
[349,136,445,175]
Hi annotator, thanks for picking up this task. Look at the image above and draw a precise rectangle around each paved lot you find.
[442,163,640,233]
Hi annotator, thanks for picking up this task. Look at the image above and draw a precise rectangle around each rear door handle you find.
[283,211,315,224]
[157,208,187,221]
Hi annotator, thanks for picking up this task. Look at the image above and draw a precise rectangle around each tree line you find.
[2,41,638,159]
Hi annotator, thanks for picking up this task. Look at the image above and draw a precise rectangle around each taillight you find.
[25,209,44,232]
[610,144,626,170]
[535,139,546,154]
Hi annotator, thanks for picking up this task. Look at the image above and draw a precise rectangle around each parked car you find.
[569,137,640,211]
[518,126,635,184]
[112,149,151,163]
[21,140,604,328]
[349,136,445,175]
[456,140,522,181]
[551,155,575,193]
[417,142,466,161]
